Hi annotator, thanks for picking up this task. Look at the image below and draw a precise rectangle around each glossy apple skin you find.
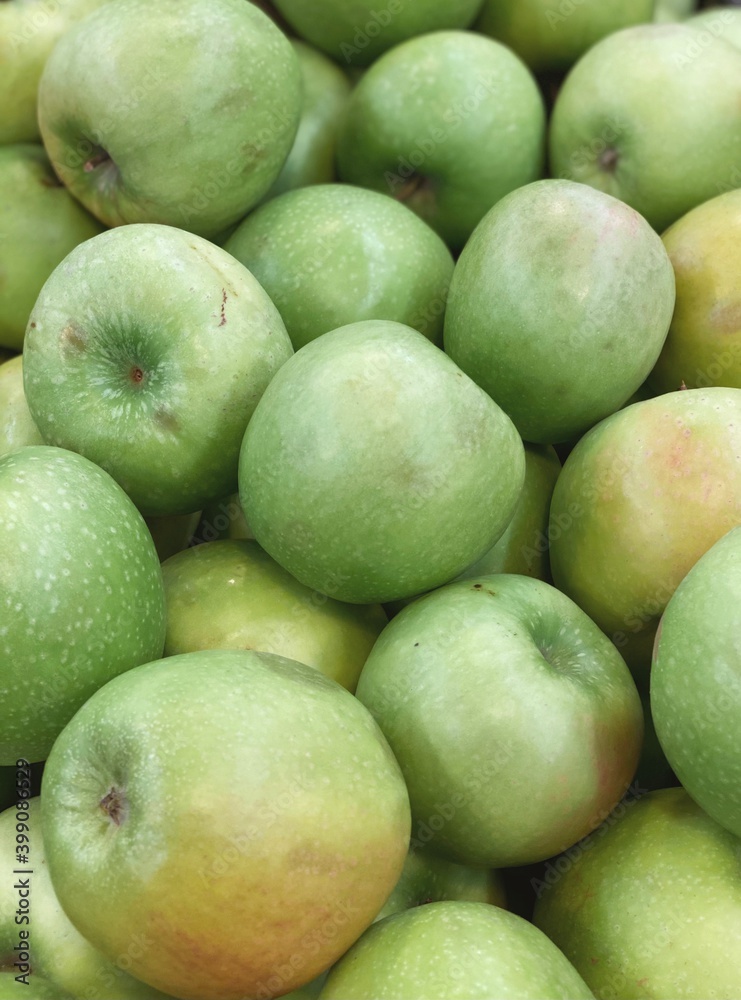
[549,25,741,234]
[687,7,741,48]
[534,788,741,999]
[320,902,593,1000]
[649,189,741,393]
[23,224,293,516]
[0,799,170,999]
[226,185,454,349]
[38,0,301,239]
[0,357,43,458]
[0,145,104,351]
[41,650,411,1000]
[239,320,525,605]
[549,388,741,675]
[0,446,166,764]
[336,32,545,251]
[444,180,675,443]
[652,527,741,838]
[356,575,643,868]
[162,539,387,691]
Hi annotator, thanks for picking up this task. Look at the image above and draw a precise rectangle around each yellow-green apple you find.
[23,224,293,516]
[0,357,42,458]
[336,31,545,251]
[648,189,741,393]
[239,320,525,604]
[534,788,741,999]
[549,24,741,233]
[0,144,103,351]
[687,6,741,48]
[37,0,301,239]
[41,649,411,1000]
[161,539,387,691]
[320,902,593,1000]
[225,184,454,349]
[444,180,675,443]
[549,388,741,675]
[356,574,642,868]
[0,446,166,764]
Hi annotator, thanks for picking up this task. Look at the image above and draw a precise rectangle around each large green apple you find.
[444,180,675,443]
[0,357,42,458]
[320,901,593,1000]
[0,144,104,351]
[162,539,387,691]
[549,24,741,233]
[649,189,741,393]
[477,0,655,72]
[23,224,293,516]
[549,388,741,675]
[688,7,741,49]
[239,320,525,604]
[41,649,411,1000]
[0,446,166,764]
[534,788,741,999]
[336,31,545,251]
[356,574,643,868]
[225,185,454,349]
[652,526,741,838]
[37,0,301,239]
[271,0,484,66]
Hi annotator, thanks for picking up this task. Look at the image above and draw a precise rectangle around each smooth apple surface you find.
[41,649,411,1000]
[239,321,525,604]
[687,6,741,49]
[0,357,43,458]
[655,0,696,21]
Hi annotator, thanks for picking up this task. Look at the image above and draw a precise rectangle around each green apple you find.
[444,180,675,443]
[687,7,741,49]
[652,526,741,838]
[23,224,293,516]
[655,0,696,22]
[649,189,741,393]
[0,446,166,764]
[320,901,593,1000]
[549,24,741,234]
[271,0,484,66]
[0,144,104,351]
[0,357,42,458]
[549,388,741,675]
[0,799,171,999]
[37,0,301,239]
[239,320,525,604]
[41,649,411,1000]
[477,0,655,72]
[144,513,201,563]
[225,185,455,349]
[336,31,545,251]
[534,788,741,999]
[0,972,73,998]
[356,574,643,868]
[161,539,387,692]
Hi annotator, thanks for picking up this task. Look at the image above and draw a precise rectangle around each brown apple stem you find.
[84,148,113,173]
[100,786,128,826]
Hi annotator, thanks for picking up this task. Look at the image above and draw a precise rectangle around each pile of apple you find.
[3,0,741,997]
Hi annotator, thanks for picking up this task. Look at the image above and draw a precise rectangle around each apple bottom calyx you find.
[99,786,128,826]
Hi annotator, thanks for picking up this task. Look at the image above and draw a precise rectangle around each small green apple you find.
[0,357,43,458]
[225,185,455,349]
[23,224,293,516]
[687,6,741,49]
[239,320,525,604]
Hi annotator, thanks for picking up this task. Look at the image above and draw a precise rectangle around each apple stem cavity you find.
[129,366,145,385]
[83,147,113,173]
[394,172,436,206]
[100,786,128,827]
[598,147,620,174]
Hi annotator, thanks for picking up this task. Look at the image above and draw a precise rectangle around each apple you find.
[648,189,741,393]
[161,539,387,692]
[0,446,166,764]
[23,224,293,517]
[239,320,525,604]
[144,513,201,563]
[0,972,73,998]
[37,0,301,239]
[444,179,675,443]
[320,901,593,1000]
[549,24,741,233]
[336,31,545,251]
[0,144,104,351]
[271,0,484,66]
[688,6,741,49]
[225,184,455,349]
[549,388,741,676]
[41,648,411,1000]
[534,788,741,999]
[356,574,643,868]
[652,526,741,838]
[476,0,655,73]
[0,357,43,459]
[655,0,697,22]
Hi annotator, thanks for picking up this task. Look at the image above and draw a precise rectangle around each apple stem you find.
[84,148,113,173]
[100,786,128,826]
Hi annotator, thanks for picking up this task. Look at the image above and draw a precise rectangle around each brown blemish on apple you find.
[61,324,86,352]
[395,173,436,209]
[100,786,128,826]
[220,289,227,326]
[154,407,179,433]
